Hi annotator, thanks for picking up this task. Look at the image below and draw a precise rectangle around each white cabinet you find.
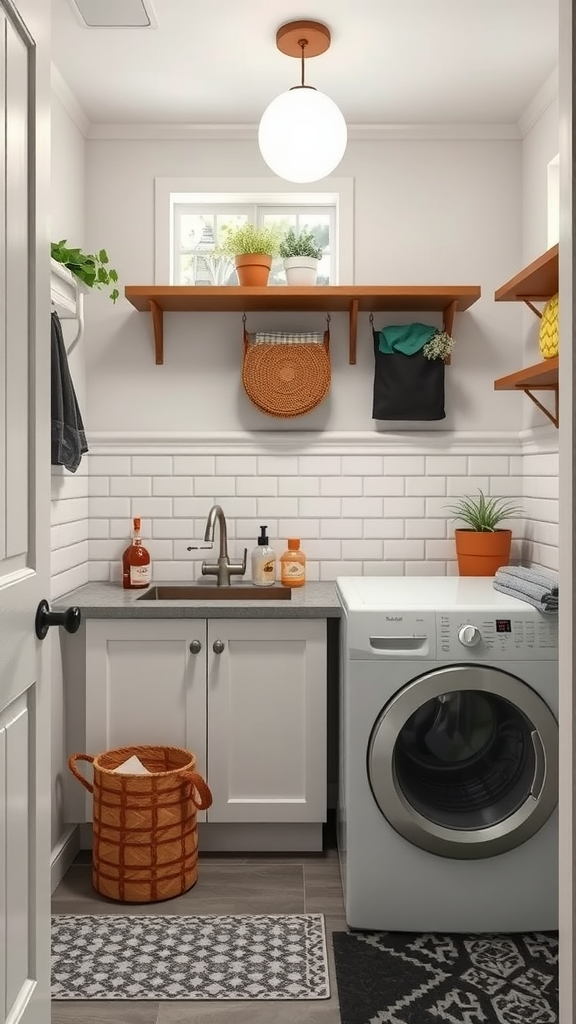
[82,617,327,847]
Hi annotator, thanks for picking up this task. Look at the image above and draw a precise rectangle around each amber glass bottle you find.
[280,538,306,588]
[122,517,151,589]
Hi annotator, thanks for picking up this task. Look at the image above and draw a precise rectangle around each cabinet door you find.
[85,620,208,819]
[207,618,326,823]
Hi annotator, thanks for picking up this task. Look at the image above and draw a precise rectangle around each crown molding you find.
[518,68,558,138]
[87,430,533,457]
[86,121,521,142]
[51,63,90,138]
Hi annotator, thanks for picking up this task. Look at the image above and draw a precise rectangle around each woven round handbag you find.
[539,292,559,359]
[242,329,331,417]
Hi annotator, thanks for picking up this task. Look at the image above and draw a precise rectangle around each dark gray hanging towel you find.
[51,311,88,473]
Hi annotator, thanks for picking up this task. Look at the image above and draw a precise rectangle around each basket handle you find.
[68,753,95,794]
[183,770,213,810]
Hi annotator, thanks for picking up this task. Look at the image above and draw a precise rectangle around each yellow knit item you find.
[539,292,559,359]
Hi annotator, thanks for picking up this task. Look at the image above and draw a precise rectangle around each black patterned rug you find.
[52,914,329,999]
[333,930,559,1023]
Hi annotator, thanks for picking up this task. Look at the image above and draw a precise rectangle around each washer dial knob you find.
[458,624,481,647]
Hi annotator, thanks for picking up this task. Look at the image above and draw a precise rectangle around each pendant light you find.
[258,20,347,184]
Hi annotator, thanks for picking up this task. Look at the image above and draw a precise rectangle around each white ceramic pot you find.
[283,257,318,286]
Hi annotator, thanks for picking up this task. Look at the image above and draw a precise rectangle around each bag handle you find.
[68,753,95,794]
[182,770,213,810]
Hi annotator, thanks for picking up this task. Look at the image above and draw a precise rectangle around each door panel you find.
[0,1,51,1022]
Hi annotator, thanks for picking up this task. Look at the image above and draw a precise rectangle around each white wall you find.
[50,89,86,852]
[84,137,523,434]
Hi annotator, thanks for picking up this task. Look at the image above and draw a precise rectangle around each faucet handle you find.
[229,548,248,576]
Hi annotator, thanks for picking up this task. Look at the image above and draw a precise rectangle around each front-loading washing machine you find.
[336,576,558,932]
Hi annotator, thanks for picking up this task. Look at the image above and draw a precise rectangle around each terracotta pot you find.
[454,529,512,576]
[235,253,272,287]
[283,257,318,286]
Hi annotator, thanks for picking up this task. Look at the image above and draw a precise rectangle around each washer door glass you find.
[368,664,557,859]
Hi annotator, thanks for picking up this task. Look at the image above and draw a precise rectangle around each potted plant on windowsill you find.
[279,228,323,285]
[51,240,120,303]
[444,490,524,576]
[217,223,282,287]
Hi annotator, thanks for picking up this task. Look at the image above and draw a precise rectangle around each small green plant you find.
[279,227,323,260]
[423,330,454,361]
[51,240,119,303]
[444,490,524,532]
[217,223,282,258]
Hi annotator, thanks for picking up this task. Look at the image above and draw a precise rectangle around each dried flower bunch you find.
[423,331,454,361]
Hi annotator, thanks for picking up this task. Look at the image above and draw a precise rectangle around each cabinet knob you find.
[213,639,225,654]
[189,640,203,654]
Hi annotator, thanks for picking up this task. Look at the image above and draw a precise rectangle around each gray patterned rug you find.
[52,914,329,1000]
[333,930,559,1023]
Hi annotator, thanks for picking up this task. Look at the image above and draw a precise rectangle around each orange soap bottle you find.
[280,538,306,588]
[122,516,151,589]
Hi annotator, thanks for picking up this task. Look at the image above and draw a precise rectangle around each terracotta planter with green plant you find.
[51,240,120,303]
[279,227,323,286]
[444,490,524,576]
[217,223,282,286]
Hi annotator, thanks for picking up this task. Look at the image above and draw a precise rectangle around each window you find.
[154,178,354,286]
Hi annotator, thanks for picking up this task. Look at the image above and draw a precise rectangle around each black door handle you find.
[35,599,81,640]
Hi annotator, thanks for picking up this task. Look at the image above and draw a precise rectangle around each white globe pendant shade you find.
[258,87,347,183]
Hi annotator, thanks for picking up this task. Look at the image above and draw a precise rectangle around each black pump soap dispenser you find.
[251,525,276,587]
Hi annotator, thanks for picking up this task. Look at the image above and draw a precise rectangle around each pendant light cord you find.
[299,38,307,86]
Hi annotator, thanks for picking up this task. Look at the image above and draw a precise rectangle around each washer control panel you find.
[439,613,558,660]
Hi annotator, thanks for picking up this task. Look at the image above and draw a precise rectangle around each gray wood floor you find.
[51,846,347,1023]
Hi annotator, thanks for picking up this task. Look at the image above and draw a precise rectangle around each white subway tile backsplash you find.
[173,455,216,476]
[300,496,341,518]
[52,436,559,586]
[384,496,425,518]
[299,455,341,475]
[237,477,278,496]
[342,455,383,475]
[216,455,257,476]
[383,456,424,475]
[111,477,152,497]
[51,563,89,601]
[258,455,298,475]
[194,476,236,496]
[279,477,320,496]
[132,456,173,475]
[90,497,131,519]
[342,497,382,518]
[426,455,467,475]
[469,456,509,475]
[364,477,404,496]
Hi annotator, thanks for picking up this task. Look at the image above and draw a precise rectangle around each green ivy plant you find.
[444,490,524,532]
[217,223,283,258]
[279,227,323,260]
[51,240,120,303]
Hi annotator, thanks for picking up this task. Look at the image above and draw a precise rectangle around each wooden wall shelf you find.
[493,245,559,427]
[124,284,481,365]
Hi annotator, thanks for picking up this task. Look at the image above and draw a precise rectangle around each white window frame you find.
[154,177,354,285]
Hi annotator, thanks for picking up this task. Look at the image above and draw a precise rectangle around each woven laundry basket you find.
[68,745,212,903]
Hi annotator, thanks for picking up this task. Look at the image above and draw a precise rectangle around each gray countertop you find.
[55,581,342,619]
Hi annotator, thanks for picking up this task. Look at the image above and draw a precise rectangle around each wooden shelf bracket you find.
[523,386,559,428]
[149,300,164,364]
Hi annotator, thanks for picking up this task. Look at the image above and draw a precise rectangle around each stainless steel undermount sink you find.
[137,583,292,601]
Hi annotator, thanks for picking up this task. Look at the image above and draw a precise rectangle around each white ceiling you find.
[51,0,559,128]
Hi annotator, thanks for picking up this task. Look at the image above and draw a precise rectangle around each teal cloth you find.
[378,323,437,355]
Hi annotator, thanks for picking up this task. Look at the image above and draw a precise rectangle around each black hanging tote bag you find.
[372,324,446,421]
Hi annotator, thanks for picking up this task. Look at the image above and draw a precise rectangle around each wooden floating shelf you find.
[124,284,482,365]
[494,358,559,428]
[493,244,559,427]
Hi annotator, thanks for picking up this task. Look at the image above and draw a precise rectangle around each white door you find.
[0,1,51,1023]
[207,619,327,823]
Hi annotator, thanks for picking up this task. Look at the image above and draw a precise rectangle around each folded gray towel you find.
[495,565,558,595]
[493,578,558,614]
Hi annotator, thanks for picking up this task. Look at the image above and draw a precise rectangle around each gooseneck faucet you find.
[200,505,247,586]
